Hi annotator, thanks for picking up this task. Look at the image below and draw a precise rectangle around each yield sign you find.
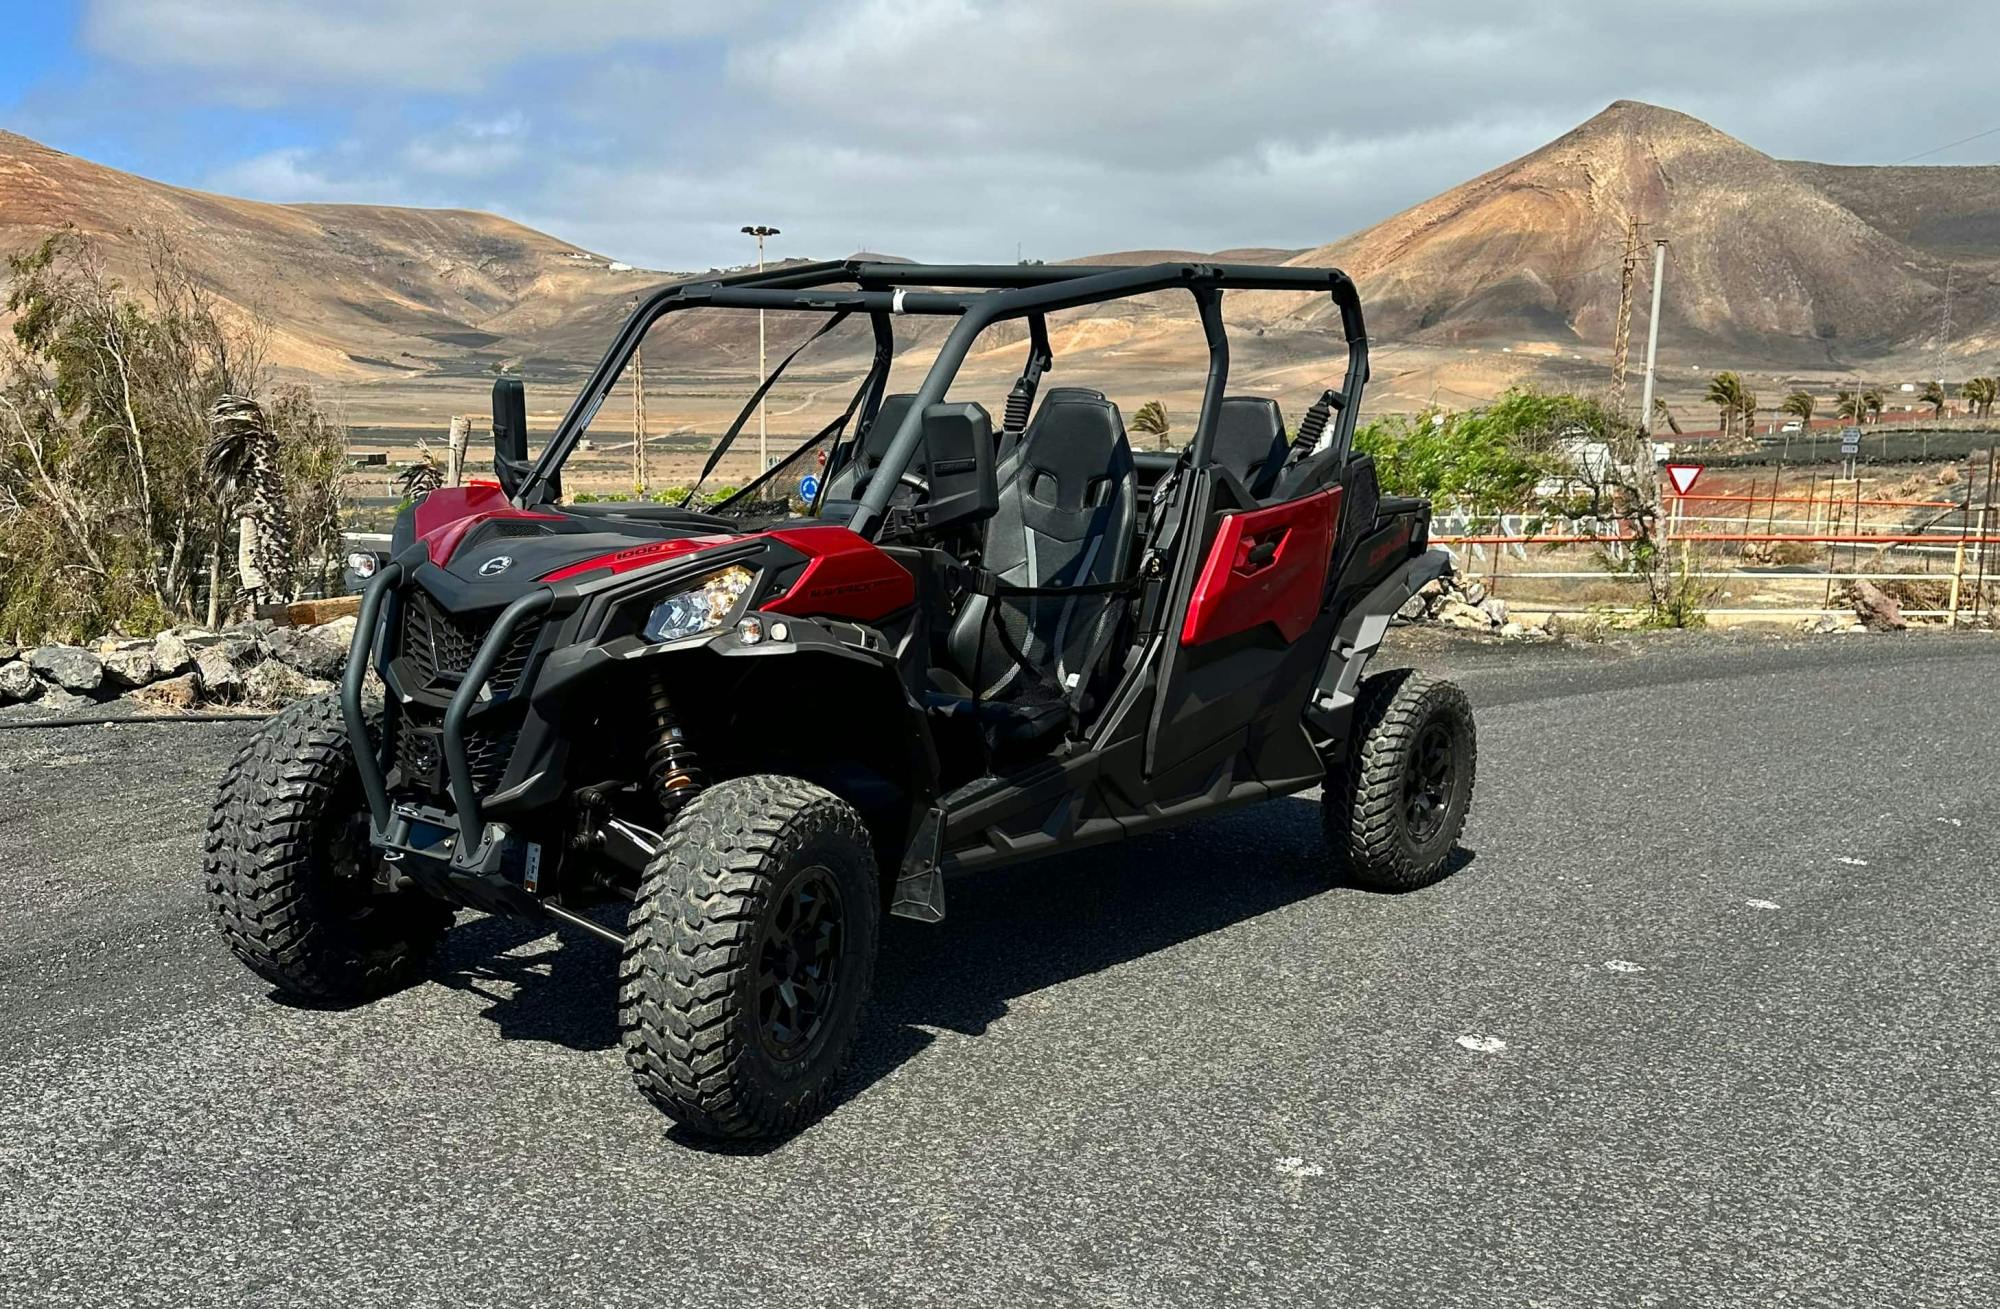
[1664,463,1703,496]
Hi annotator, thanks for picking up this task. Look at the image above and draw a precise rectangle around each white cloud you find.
[401,113,528,179]
[82,0,759,94]
[204,146,382,203]
[81,0,2000,269]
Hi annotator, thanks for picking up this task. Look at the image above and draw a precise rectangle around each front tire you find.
[203,694,452,1003]
[621,776,881,1140]
[1322,670,1476,891]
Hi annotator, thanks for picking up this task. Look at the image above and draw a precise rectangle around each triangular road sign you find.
[1665,463,1703,496]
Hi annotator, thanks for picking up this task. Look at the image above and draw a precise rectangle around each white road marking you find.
[1745,899,1781,910]
[1455,1035,1507,1053]
[1938,817,1963,827]
[1834,857,1869,867]
[1604,960,1646,973]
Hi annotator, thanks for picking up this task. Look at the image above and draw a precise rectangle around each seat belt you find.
[681,310,852,506]
[712,362,879,513]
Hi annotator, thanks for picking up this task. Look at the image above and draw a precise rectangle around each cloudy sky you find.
[3,1,1995,271]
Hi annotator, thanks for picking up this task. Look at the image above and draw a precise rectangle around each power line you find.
[1887,123,2000,165]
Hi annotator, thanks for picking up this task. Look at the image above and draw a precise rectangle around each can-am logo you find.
[478,556,514,576]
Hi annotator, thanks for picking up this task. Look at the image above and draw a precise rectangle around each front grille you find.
[399,589,540,695]
[394,718,519,794]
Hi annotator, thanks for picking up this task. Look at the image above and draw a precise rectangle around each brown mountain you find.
[5,103,1997,408]
[0,128,666,379]
[1260,100,1999,367]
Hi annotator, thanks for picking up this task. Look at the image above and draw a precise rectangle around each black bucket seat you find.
[929,391,1137,742]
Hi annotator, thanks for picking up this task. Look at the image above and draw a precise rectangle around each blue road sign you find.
[799,474,820,502]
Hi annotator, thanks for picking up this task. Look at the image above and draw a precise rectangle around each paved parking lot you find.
[2,631,1995,1307]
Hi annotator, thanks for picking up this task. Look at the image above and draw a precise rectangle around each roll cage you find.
[517,259,1371,532]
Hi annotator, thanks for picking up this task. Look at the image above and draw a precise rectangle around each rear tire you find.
[621,776,880,1140]
[1322,670,1476,891]
[203,693,452,1003]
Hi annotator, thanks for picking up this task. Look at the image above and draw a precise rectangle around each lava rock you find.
[102,646,160,688]
[195,645,246,698]
[1845,580,1906,632]
[153,631,194,676]
[264,627,346,680]
[133,672,201,711]
[0,661,40,703]
[28,645,105,692]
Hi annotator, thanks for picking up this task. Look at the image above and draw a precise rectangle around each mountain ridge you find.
[4,103,1997,396]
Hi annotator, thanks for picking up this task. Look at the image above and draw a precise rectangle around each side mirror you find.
[491,377,555,501]
[919,401,998,531]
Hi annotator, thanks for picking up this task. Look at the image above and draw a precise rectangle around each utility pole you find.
[1936,262,1956,408]
[741,224,780,471]
[1610,215,1642,419]
[1637,238,1668,436]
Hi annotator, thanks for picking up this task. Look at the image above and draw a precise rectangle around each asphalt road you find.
[2,630,1995,1308]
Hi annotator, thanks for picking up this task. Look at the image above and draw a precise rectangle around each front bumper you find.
[342,558,553,863]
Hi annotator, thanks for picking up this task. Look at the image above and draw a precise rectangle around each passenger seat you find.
[1207,396,1290,499]
[929,392,1137,741]
[822,393,920,500]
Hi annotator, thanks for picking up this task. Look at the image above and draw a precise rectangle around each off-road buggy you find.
[203,260,1475,1139]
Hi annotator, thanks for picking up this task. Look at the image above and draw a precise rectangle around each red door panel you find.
[1179,488,1341,646]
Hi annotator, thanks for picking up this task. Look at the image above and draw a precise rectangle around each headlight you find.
[643,566,755,643]
[346,551,380,579]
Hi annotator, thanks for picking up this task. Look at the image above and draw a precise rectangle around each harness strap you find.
[712,364,877,512]
[959,566,1145,599]
[681,310,853,506]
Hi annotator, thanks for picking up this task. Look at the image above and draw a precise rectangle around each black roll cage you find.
[517,260,1370,537]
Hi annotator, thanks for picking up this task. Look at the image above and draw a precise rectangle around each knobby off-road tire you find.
[203,693,451,1003]
[621,776,881,1140]
[1322,669,1476,892]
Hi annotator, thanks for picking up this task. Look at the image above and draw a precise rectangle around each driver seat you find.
[823,393,921,500]
[928,392,1137,743]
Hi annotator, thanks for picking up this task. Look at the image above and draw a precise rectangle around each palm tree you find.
[398,449,444,500]
[1782,391,1816,426]
[1835,390,1865,422]
[1920,380,1948,419]
[1130,400,1171,450]
[1650,396,1683,436]
[1863,388,1885,423]
[205,394,293,608]
[1964,376,1998,418]
[1704,371,1745,437]
[1738,389,1760,440]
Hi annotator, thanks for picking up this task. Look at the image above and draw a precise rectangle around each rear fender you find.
[1303,548,1451,741]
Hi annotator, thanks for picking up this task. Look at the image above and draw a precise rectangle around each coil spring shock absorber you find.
[643,680,705,815]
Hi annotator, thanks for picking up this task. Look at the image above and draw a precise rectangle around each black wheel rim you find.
[756,866,846,1063]
[1404,719,1457,843]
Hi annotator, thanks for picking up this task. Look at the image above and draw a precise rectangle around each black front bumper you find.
[342,558,553,875]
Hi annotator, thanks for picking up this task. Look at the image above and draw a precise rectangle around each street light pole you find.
[741,224,780,472]
[1637,238,1668,437]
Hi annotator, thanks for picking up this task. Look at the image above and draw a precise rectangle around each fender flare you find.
[1303,548,1451,740]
